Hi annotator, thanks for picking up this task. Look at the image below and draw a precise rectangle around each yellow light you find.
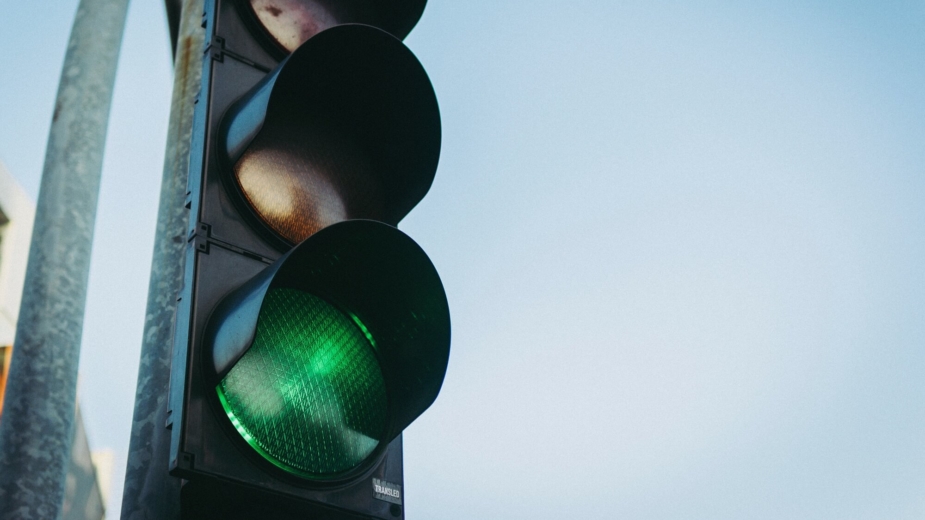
[232,121,383,244]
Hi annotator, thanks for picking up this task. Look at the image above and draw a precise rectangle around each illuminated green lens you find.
[216,288,387,478]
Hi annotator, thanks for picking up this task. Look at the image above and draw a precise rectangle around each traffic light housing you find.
[167,1,449,517]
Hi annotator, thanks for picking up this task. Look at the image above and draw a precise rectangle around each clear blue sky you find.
[1,1,924,518]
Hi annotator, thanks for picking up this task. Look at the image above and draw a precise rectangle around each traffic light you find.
[166,1,449,518]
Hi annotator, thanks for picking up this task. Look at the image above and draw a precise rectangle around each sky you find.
[1,0,924,518]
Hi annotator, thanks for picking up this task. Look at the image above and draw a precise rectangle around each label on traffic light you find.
[372,478,402,505]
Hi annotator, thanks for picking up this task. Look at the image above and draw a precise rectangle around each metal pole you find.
[0,0,129,517]
[121,0,204,518]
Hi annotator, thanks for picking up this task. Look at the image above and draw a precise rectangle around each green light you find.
[217,288,387,478]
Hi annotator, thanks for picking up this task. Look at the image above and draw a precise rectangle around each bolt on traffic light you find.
[166,1,448,518]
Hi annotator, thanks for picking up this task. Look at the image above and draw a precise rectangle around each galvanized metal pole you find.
[0,0,129,518]
[121,0,204,518]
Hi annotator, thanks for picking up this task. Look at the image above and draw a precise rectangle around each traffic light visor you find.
[206,221,450,480]
[220,24,441,247]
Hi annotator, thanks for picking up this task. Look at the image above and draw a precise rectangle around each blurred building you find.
[0,162,111,520]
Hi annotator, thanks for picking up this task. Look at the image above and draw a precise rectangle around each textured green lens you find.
[217,288,387,478]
